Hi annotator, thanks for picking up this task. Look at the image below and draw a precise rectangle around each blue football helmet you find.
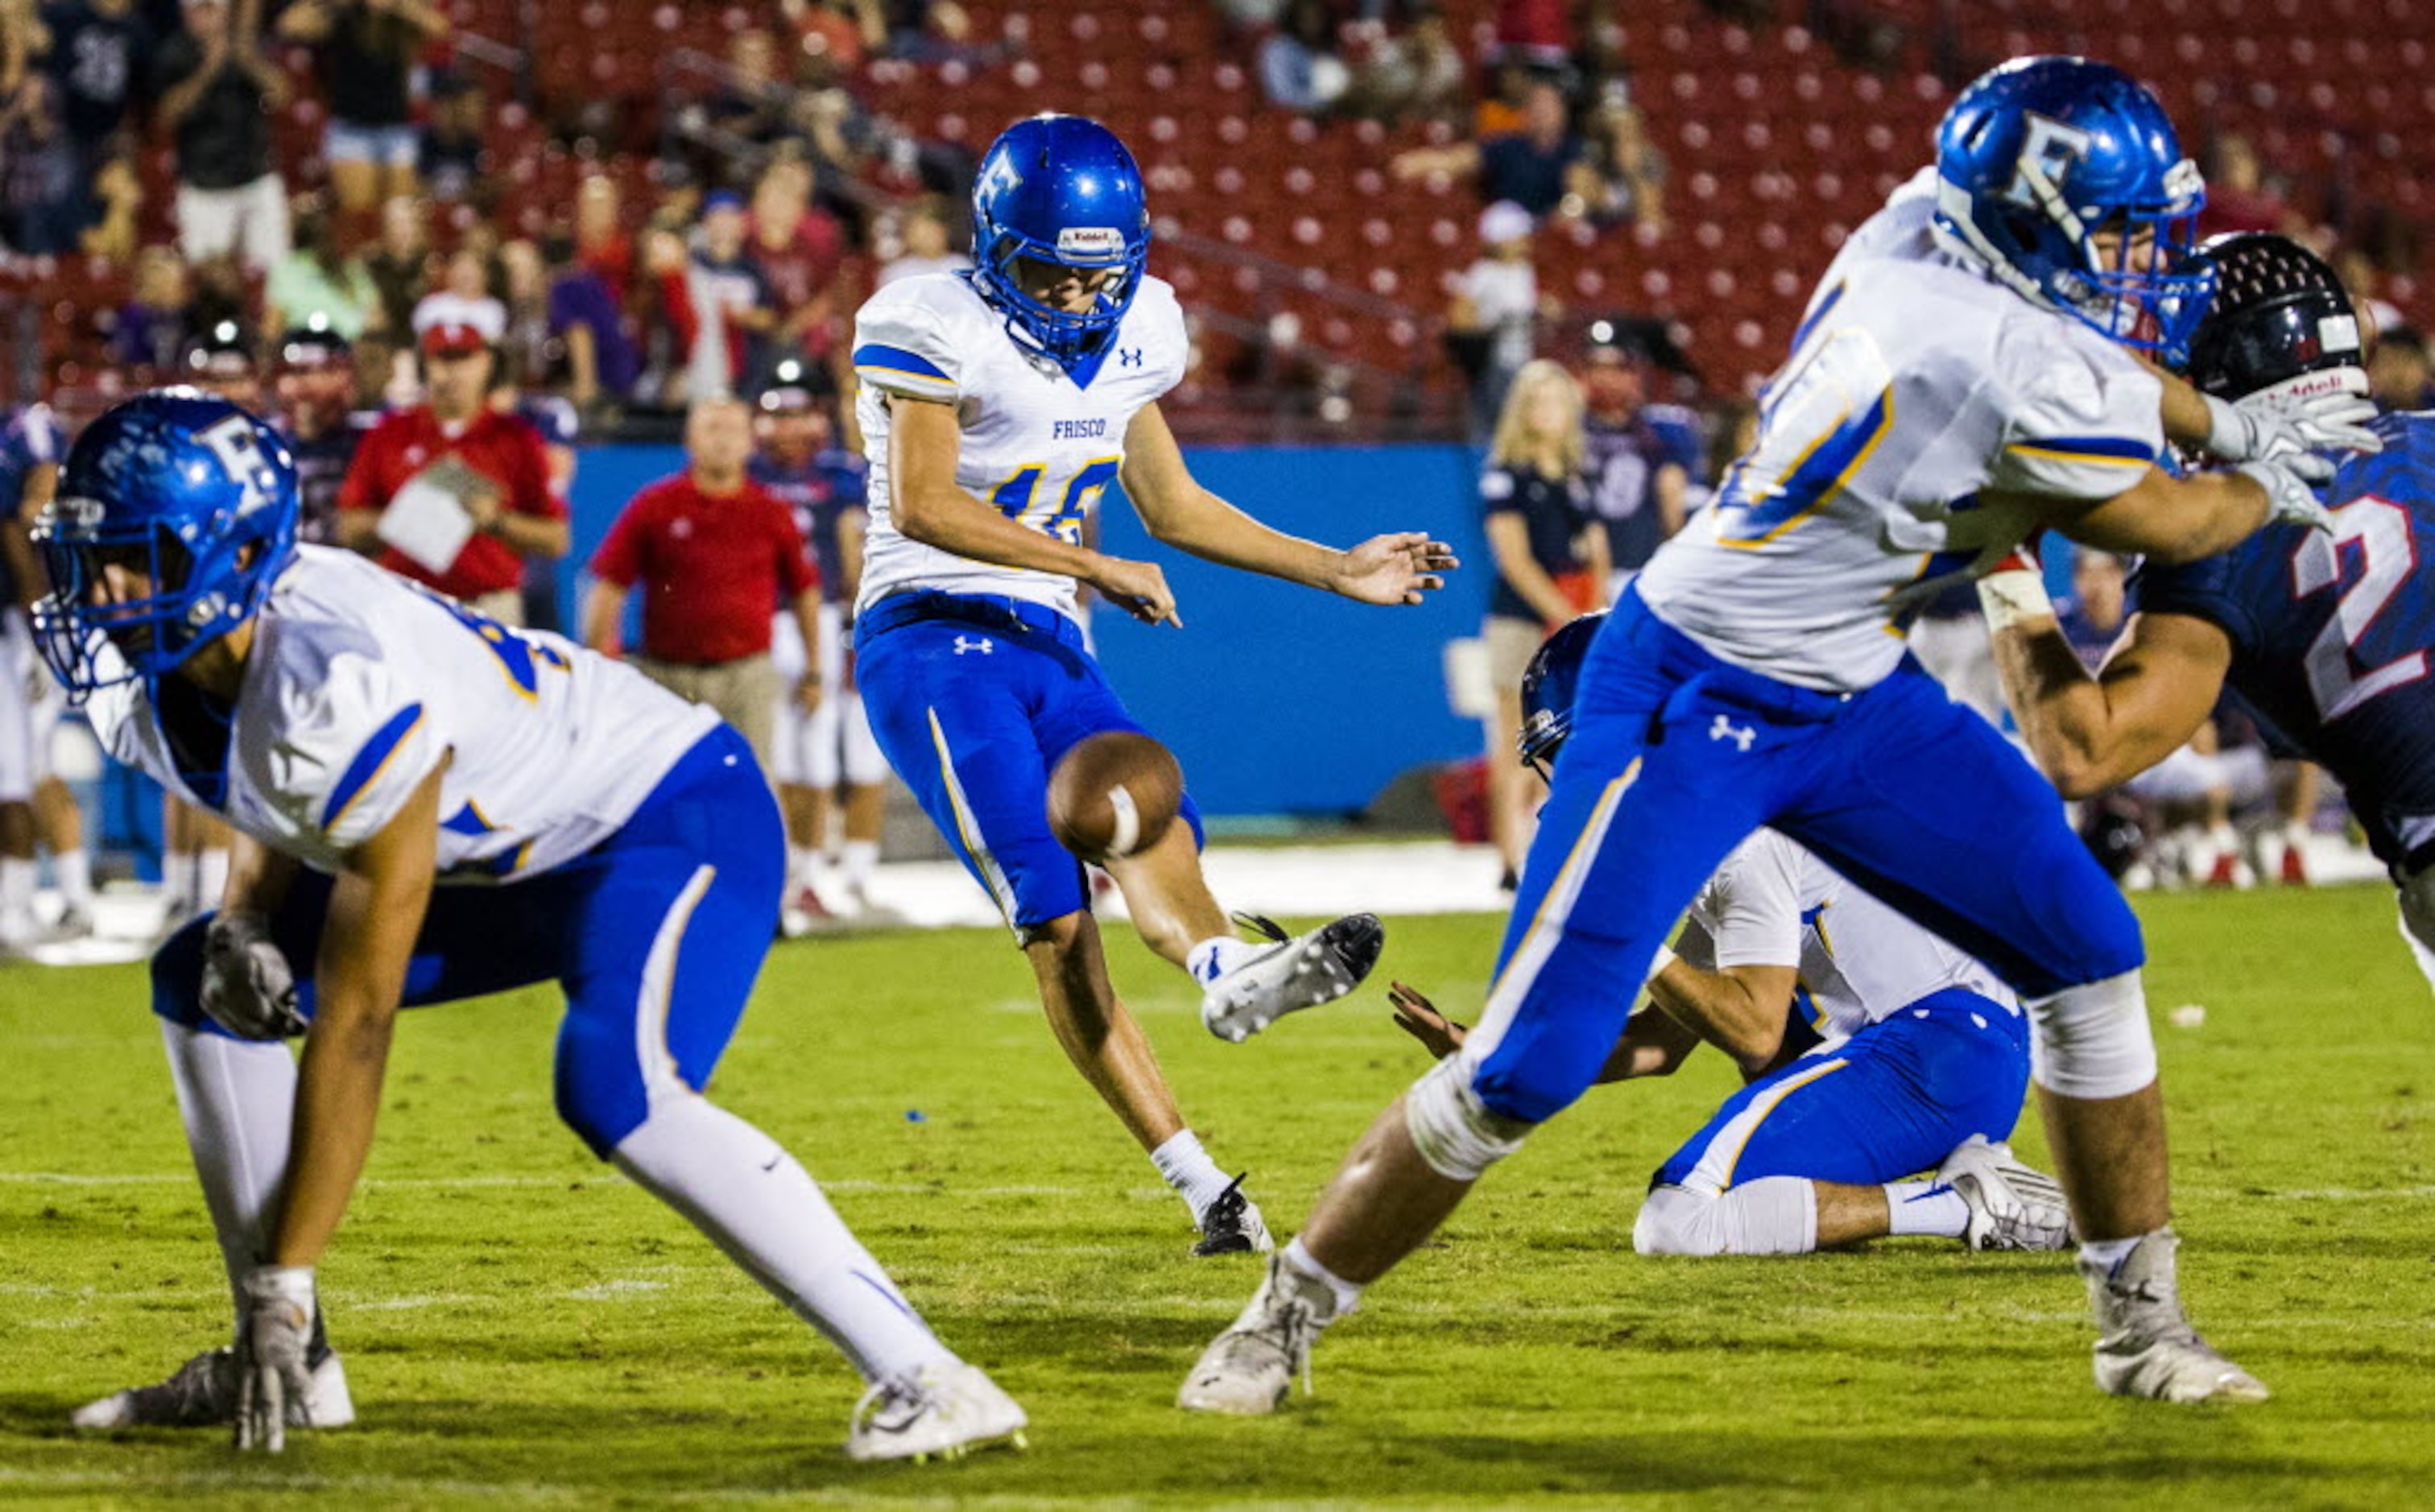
[32,388,299,697]
[1517,611,1610,779]
[969,114,1151,371]
[1933,56,2214,360]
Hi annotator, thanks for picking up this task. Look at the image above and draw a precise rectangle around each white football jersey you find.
[1687,829,2016,1049]
[850,271,1189,620]
[89,546,717,882]
[1636,168,2165,692]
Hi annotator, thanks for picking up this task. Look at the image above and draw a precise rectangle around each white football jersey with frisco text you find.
[850,271,1189,621]
[1635,168,2166,692]
[88,546,717,882]
[1688,828,2016,1049]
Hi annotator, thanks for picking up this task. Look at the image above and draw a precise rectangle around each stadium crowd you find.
[4,0,2434,952]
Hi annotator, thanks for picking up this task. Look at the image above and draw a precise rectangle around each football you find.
[1047,732,1184,861]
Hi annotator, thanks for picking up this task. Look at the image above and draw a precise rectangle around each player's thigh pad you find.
[1780,662,2144,999]
[854,621,1090,935]
[552,727,783,1155]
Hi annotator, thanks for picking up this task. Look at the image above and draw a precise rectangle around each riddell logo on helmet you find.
[1057,227,1126,257]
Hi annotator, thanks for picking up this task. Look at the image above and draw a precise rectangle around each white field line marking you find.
[12,1171,2435,1203]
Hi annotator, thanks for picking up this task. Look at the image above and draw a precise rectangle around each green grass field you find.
[2,882,2431,1508]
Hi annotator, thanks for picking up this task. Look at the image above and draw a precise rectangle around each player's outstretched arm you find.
[1643,953,1796,1081]
[890,395,1182,625]
[1118,403,1457,604]
[270,758,445,1270]
[1978,556,2231,799]
[2024,463,2297,566]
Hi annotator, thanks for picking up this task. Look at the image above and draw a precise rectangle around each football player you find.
[1387,616,2069,1258]
[271,322,371,546]
[44,391,1025,1460]
[1182,57,2375,1413]
[0,399,67,949]
[750,361,890,922]
[849,114,1455,1254]
[1982,232,2435,989]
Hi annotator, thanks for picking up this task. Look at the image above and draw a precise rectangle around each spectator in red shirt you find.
[334,320,570,623]
[581,396,821,775]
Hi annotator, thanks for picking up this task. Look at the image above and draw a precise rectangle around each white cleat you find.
[2082,1228,2269,1403]
[845,1361,1027,1463]
[1200,912,1386,1044]
[72,1345,355,1431]
[1177,1254,1342,1415]
[1937,1136,2073,1252]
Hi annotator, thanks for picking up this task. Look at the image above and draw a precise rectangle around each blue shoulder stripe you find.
[851,343,953,382]
[321,703,426,829]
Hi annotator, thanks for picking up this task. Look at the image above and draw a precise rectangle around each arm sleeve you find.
[271,652,446,853]
[1984,326,2166,502]
[1701,832,1807,971]
[851,286,962,403]
[587,493,648,587]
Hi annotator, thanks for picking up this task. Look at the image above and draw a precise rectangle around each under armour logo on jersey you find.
[1118,347,1143,367]
[1709,714,1756,752]
[954,635,994,655]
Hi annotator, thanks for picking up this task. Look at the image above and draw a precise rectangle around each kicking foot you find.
[1937,1136,2073,1252]
[845,1361,1028,1462]
[1200,912,1385,1043]
[72,1343,354,1431]
[2082,1229,2269,1403]
[1178,1254,1342,1415]
[1191,1173,1274,1257]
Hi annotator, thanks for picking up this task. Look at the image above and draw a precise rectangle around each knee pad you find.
[2026,970,2158,1100]
[1632,1184,1722,1256]
[1404,1056,1532,1181]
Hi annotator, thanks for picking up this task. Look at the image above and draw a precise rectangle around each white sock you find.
[54,848,93,907]
[0,856,32,919]
[2081,1233,2141,1273]
[788,845,816,890]
[1280,1237,1364,1316]
[161,1020,299,1325]
[842,840,879,887]
[163,850,196,909]
[1186,936,1261,987]
[1151,1128,1235,1221]
[198,848,230,910]
[610,1095,954,1386]
[1884,1179,1970,1237]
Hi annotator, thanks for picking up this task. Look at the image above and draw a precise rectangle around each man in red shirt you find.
[583,396,821,774]
[335,321,569,623]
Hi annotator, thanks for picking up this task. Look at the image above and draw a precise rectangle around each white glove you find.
[1974,546,2053,634]
[235,1266,317,1453]
[2201,372,2383,479]
[2235,458,2335,533]
[201,911,304,1041]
